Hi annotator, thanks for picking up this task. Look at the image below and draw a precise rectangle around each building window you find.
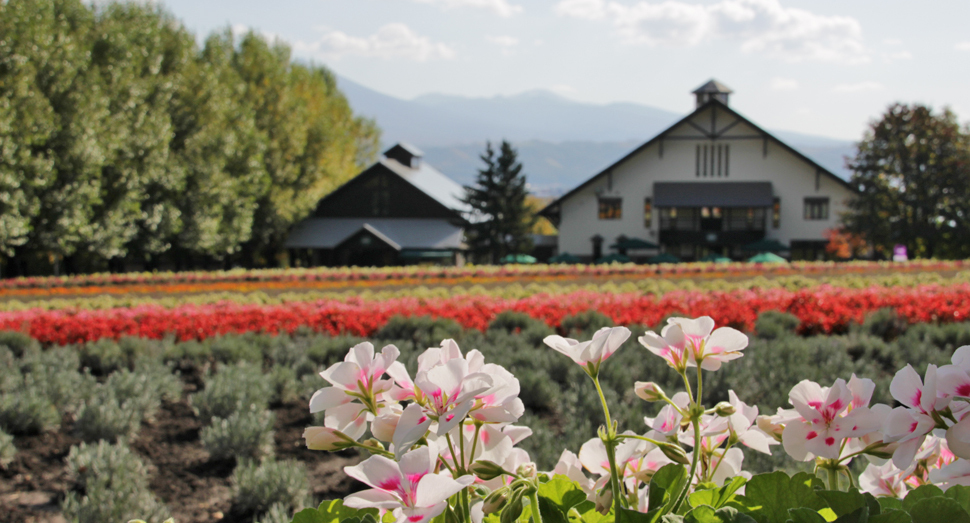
[696,144,729,177]
[367,174,391,216]
[725,208,766,231]
[803,198,830,220]
[644,198,652,227]
[773,198,781,228]
[598,198,622,220]
[659,207,699,231]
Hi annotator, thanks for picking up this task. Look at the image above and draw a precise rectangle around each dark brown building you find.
[286,143,470,267]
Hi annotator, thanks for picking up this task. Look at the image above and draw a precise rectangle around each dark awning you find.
[653,182,773,207]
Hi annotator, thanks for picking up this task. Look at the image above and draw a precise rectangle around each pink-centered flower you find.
[883,364,951,468]
[859,460,912,498]
[310,342,400,414]
[344,444,474,523]
[781,376,886,461]
[543,326,631,372]
[639,317,747,372]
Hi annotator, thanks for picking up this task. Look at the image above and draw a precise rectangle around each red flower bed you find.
[3,284,970,345]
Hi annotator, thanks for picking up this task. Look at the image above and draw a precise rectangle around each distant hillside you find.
[338,77,856,194]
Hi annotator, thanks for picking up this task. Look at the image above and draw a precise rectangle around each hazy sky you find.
[158,0,970,141]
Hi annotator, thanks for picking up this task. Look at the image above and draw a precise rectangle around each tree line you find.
[0,0,379,276]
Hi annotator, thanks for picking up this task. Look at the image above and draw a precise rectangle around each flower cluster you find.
[303,314,970,523]
[9,284,970,345]
[760,346,970,493]
[303,339,532,523]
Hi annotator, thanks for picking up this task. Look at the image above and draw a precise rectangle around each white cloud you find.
[882,50,911,62]
[556,0,608,19]
[486,35,520,47]
[832,81,884,93]
[294,23,456,62]
[554,0,869,64]
[769,77,799,90]
[410,0,523,17]
[956,41,970,51]
[882,38,902,45]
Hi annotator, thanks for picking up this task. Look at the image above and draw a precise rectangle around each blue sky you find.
[158,0,970,141]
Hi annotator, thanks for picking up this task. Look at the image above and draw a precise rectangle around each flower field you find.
[4,263,970,523]
[1,260,964,298]
[4,284,970,345]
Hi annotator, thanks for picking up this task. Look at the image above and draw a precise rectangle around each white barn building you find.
[540,80,857,262]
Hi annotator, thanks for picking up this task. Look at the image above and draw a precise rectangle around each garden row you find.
[1,308,966,522]
[1,259,962,293]
[2,269,965,311]
[4,284,970,345]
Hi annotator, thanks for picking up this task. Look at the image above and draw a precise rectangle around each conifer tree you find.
[462,140,536,264]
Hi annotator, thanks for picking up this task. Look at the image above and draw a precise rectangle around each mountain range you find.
[338,77,856,196]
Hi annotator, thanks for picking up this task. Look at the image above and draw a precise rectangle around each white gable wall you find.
[557,106,855,257]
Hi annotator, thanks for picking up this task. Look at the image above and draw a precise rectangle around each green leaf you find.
[908,497,970,523]
[649,464,688,515]
[946,485,970,514]
[690,478,748,510]
[876,498,903,513]
[832,506,868,523]
[817,490,867,518]
[787,508,828,523]
[539,475,590,513]
[620,507,660,523]
[901,485,945,514]
[575,504,611,523]
[869,510,912,523]
[684,505,757,523]
[863,494,881,517]
[291,500,379,523]
[731,472,827,523]
[538,496,570,523]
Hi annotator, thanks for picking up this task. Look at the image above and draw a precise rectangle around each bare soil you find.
[0,396,363,523]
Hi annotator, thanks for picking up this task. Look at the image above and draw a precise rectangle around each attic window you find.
[696,144,729,177]
[367,174,391,216]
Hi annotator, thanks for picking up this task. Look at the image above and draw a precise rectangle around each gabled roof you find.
[540,99,855,219]
[380,157,471,214]
[284,218,464,250]
[387,142,424,158]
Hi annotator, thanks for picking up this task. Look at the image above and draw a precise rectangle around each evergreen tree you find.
[462,141,536,264]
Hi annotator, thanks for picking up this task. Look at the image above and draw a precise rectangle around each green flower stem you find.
[827,467,839,491]
[696,365,704,405]
[593,376,624,520]
[671,417,701,514]
[469,422,482,464]
[706,439,733,484]
[529,489,544,523]
[617,434,668,447]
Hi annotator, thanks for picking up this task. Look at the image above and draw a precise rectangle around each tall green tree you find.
[462,140,536,264]
[0,1,379,275]
[842,103,970,259]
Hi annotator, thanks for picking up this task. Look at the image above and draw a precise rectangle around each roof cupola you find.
[383,142,424,169]
[692,79,733,108]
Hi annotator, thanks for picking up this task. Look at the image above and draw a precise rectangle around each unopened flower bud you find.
[500,490,524,523]
[634,381,665,402]
[470,460,507,481]
[756,415,784,443]
[659,443,691,465]
[483,487,509,515]
[714,402,736,417]
[594,484,613,515]
[516,462,538,479]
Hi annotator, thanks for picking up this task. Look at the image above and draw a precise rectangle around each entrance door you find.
[700,207,723,232]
